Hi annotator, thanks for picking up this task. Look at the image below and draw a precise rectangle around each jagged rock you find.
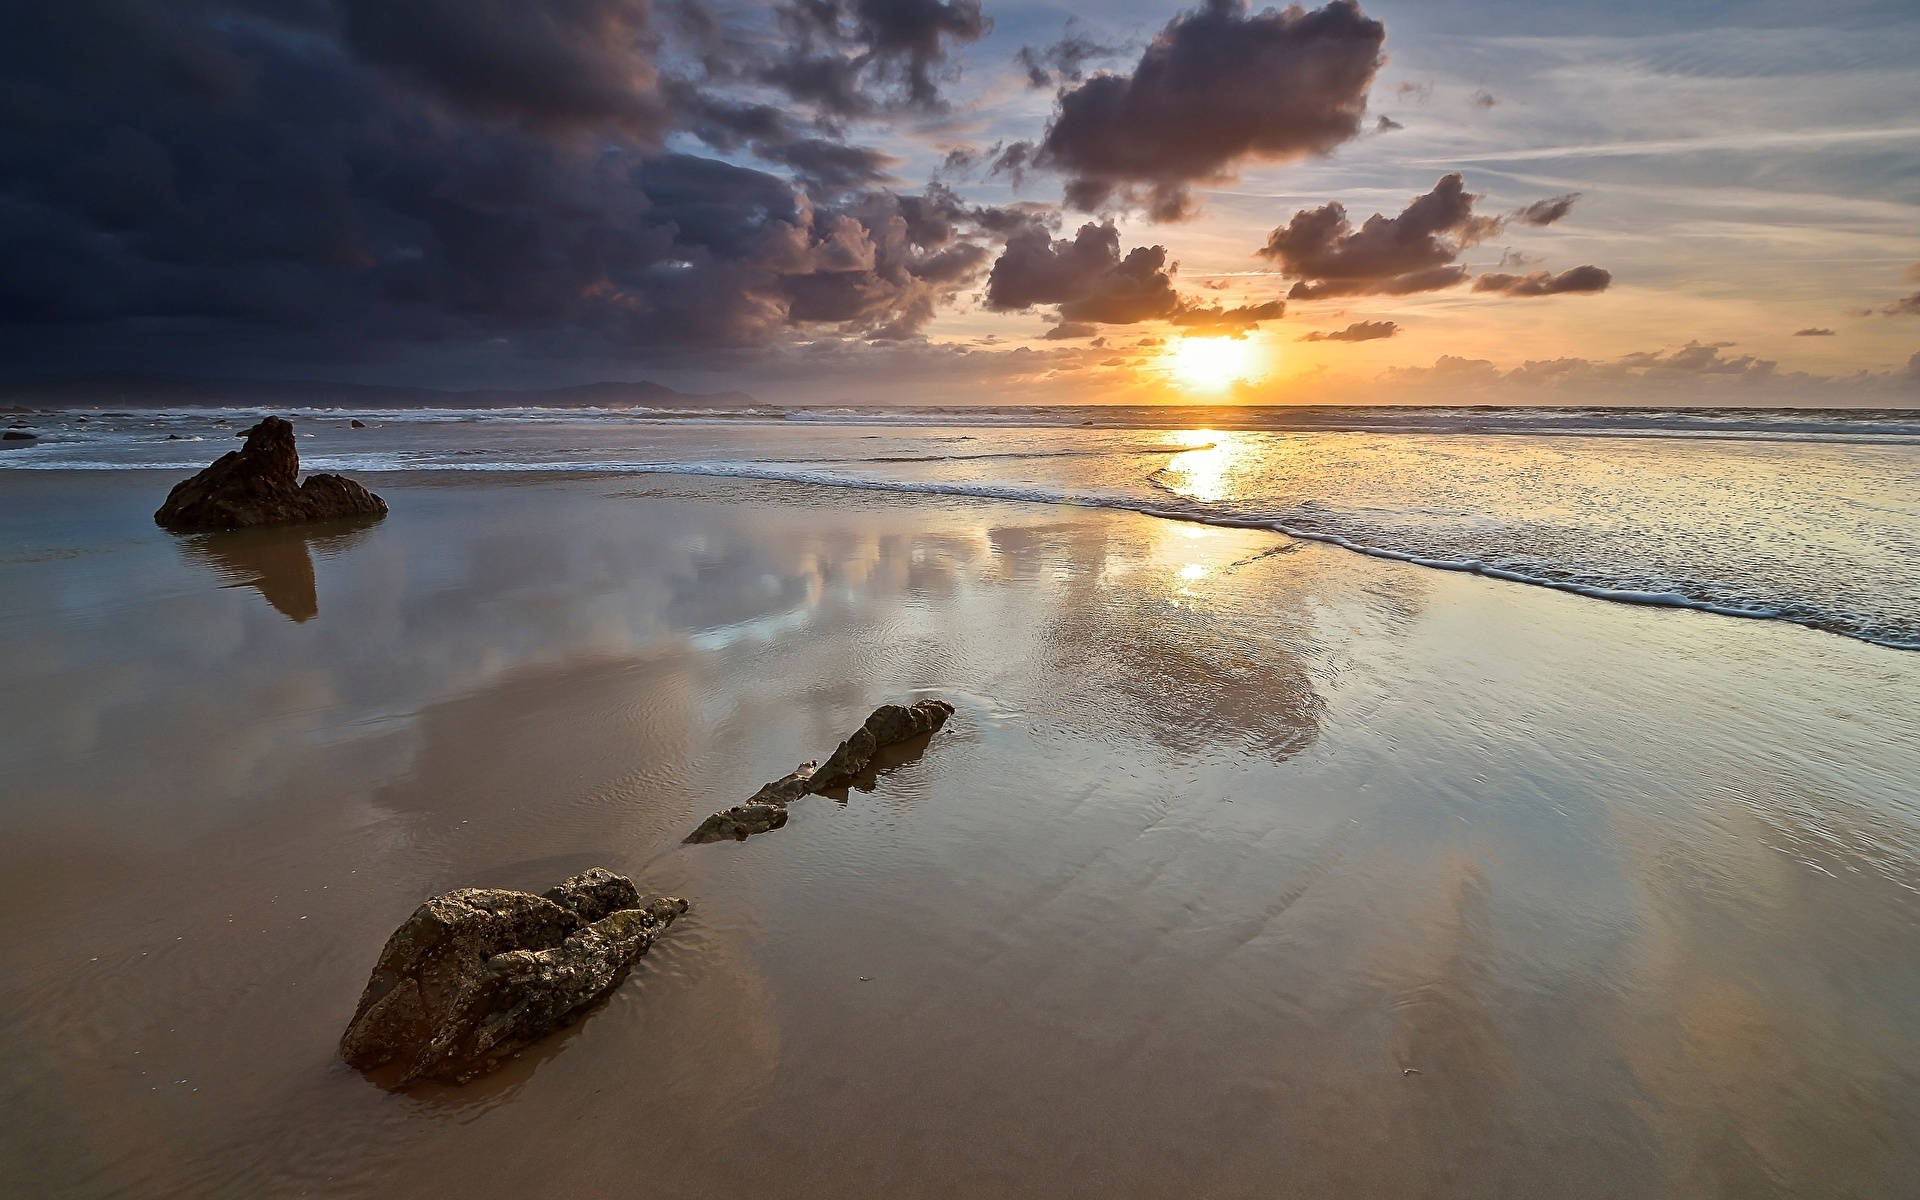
[684,762,815,843]
[811,699,955,791]
[541,865,640,920]
[2,430,35,441]
[684,700,954,843]
[154,416,386,531]
[339,869,685,1085]
[685,801,789,844]
[350,419,367,428]
[747,761,817,806]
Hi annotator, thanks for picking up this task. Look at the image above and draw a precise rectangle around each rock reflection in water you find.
[177,518,380,622]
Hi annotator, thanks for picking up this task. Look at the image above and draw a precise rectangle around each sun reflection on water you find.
[1159,429,1255,504]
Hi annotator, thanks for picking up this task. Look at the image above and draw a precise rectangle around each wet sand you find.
[3,469,1919,1198]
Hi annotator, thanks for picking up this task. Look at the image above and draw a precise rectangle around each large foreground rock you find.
[155,416,386,530]
[685,699,954,843]
[339,868,686,1084]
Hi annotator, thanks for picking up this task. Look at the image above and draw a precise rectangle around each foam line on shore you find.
[605,460,1918,653]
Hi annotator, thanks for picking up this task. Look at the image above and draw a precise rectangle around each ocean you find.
[8,404,1920,648]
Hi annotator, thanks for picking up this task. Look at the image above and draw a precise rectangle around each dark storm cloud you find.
[761,0,991,115]
[1258,174,1500,299]
[0,0,1015,375]
[661,82,896,195]
[1374,115,1403,132]
[1793,327,1836,336]
[986,221,1184,323]
[1013,0,1385,220]
[754,139,900,192]
[1512,193,1580,226]
[1472,266,1612,296]
[1301,319,1395,341]
[337,0,668,134]
[985,219,1284,330]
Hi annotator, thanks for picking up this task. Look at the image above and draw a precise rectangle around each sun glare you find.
[1167,335,1261,392]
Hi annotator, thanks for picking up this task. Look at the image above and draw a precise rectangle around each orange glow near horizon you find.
[1166,335,1263,392]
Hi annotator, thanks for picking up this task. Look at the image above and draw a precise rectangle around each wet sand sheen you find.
[2,470,1918,1198]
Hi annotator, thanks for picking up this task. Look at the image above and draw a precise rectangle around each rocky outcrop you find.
[339,868,685,1085]
[811,700,954,790]
[154,416,386,531]
[684,763,815,843]
[685,699,954,843]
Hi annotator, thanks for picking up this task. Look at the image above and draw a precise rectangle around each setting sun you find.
[1167,336,1262,392]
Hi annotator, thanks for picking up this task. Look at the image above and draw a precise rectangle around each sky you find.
[2,0,1918,405]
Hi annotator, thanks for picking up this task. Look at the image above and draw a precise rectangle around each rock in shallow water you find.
[685,699,953,843]
[811,699,954,790]
[339,868,685,1084]
[155,416,386,531]
[684,800,790,844]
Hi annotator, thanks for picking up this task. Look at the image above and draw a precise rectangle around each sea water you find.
[8,405,1919,648]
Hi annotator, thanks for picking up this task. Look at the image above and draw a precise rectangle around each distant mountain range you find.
[0,375,758,409]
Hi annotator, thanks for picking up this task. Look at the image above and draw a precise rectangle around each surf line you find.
[612,460,1919,653]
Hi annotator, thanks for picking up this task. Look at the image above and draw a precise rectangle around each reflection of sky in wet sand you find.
[2,466,1919,1197]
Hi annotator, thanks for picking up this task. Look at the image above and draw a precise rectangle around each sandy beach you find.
[4,446,1918,1198]
[7,0,1919,1187]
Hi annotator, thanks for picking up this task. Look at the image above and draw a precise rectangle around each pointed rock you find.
[155,416,386,530]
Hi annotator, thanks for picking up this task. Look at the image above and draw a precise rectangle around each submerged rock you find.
[684,699,954,843]
[339,868,685,1084]
[154,416,386,531]
[2,430,35,441]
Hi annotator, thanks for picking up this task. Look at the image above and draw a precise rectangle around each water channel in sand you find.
[2,466,1918,1198]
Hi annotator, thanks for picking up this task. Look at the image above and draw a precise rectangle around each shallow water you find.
[7,409,1920,646]
[2,444,1919,1198]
